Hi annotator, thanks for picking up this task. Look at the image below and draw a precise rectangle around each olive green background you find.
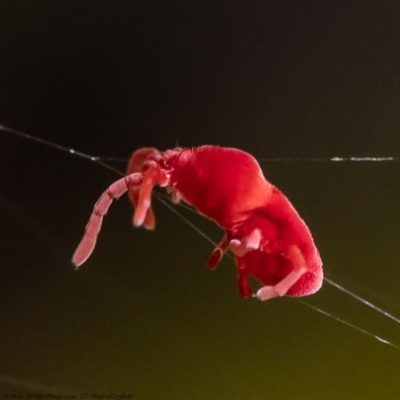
[1,1,400,398]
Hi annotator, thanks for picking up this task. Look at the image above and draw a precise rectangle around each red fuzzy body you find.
[166,146,272,227]
[130,146,323,297]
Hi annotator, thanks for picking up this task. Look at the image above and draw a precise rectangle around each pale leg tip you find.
[256,286,280,301]
[71,258,82,270]
[133,214,145,227]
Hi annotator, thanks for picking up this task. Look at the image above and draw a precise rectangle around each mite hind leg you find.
[256,245,307,301]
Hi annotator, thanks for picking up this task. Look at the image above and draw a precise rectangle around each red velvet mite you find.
[72,146,323,301]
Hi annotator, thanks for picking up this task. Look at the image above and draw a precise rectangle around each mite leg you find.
[127,148,160,230]
[256,245,307,301]
[237,257,252,298]
[72,172,142,267]
[207,228,261,269]
[207,230,260,296]
[166,187,183,204]
[134,168,169,227]
[206,234,230,269]
[128,188,156,230]
[229,228,262,257]
[227,229,262,298]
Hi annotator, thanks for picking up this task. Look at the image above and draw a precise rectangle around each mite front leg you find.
[134,168,169,227]
[72,172,142,267]
[256,245,307,301]
[128,187,156,230]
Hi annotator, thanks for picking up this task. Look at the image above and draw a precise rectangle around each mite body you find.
[73,145,323,301]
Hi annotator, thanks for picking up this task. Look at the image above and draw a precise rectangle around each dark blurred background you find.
[1,1,400,398]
